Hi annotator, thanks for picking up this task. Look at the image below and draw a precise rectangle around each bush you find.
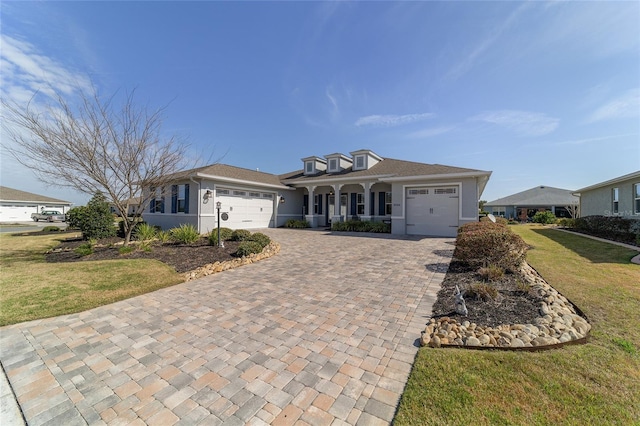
[67,192,116,240]
[331,220,391,233]
[574,216,640,245]
[480,216,509,225]
[209,227,233,245]
[478,265,505,282]
[169,223,200,244]
[156,230,171,243]
[236,241,263,257]
[41,226,61,232]
[118,218,146,238]
[231,229,252,241]
[532,211,557,224]
[466,283,498,301]
[557,218,576,228]
[455,221,528,272]
[134,223,157,241]
[284,219,310,229]
[118,246,134,255]
[74,239,96,256]
[248,232,271,249]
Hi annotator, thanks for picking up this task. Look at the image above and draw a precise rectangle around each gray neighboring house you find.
[143,149,492,237]
[484,185,579,220]
[0,186,73,222]
[573,171,640,218]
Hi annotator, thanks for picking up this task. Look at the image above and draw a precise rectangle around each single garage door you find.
[406,186,459,237]
[216,189,274,230]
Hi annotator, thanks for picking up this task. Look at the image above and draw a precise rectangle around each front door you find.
[326,195,348,223]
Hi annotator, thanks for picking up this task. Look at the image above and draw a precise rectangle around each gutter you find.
[194,173,295,190]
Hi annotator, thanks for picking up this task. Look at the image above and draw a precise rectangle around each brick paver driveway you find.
[1,229,454,425]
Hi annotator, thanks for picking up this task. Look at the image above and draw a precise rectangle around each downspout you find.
[190,177,201,233]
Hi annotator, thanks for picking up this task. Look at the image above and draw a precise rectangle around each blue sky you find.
[1,1,639,207]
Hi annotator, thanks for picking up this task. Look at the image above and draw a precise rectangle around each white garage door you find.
[406,187,459,237]
[0,205,38,222]
[216,189,274,230]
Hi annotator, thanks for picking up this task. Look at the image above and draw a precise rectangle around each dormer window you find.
[329,159,337,172]
[305,162,313,173]
[355,156,365,169]
[350,149,383,171]
[302,156,327,175]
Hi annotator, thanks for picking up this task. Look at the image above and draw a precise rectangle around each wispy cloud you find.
[446,3,531,80]
[407,126,454,139]
[0,34,91,104]
[588,88,640,122]
[325,86,339,121]
[355,112,434,128]
[554,133,638,146]
[471,110,559,137]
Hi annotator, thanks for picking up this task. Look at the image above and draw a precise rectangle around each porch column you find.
[332,184,344,222]
[361,182,372,222]
[305,186,318,228]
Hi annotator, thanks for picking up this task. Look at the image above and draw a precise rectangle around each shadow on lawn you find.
[530,227,638,265]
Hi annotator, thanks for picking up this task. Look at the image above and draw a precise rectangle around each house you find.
[142,150,491,237]
[484,186,579,220]
[0,186,73,222]
[109,197,142,216]
[573,171,640,218]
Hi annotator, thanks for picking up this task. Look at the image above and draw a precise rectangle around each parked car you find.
[31,210,66,222]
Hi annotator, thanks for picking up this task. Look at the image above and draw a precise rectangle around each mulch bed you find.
[431,260,541,328]
[45,236,241,273]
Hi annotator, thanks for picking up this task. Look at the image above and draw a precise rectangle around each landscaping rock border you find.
[184,241,281,281]
[421,262,591,350]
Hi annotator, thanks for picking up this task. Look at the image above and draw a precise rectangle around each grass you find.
[0,232,183,326]
[395,224,640,425]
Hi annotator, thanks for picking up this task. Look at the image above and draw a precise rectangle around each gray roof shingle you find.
[0,186,72,204]
[485,186,578,207]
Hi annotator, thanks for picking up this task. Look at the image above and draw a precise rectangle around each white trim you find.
[380,171,491,182]
[574,170,640,194]
[195,173,294,190]
[286,174,395,186]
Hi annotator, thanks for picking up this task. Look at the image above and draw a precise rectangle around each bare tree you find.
[2,87,191,245]
[565,202,580,219]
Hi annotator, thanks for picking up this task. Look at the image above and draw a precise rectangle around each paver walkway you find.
[0,229,454,425]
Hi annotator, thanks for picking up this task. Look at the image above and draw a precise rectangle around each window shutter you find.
[370,192,375,215]
[160,196,165,213]
[184,184,189,214]
[150,198,156,213]
[379,192,386,215]
[171,185,178,214]
[318,194,323,214]
[303,194,308,215]
[350,193,357,215]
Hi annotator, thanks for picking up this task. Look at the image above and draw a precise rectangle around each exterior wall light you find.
[203,189,213,200]
[279,196,285,204]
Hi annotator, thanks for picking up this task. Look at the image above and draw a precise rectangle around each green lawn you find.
[395,225,640,425]
[0,232,183,326]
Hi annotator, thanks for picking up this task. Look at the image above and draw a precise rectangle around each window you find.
[408,189,428,195]
[355,156,364,169]
[434,188,456,195]
[385,192,392,215]
[177,185,186,213]
[305,161,313,173]
[249,192,260,197]
[217,188,230,195]
[635,183,640,215]
[356,193,364,215]
[151,187,164,213]
[314,195,322,214]
[612,187,619,214]
[493,207,506,217]
[262,193,274,199]
[233,190,246,196]
[329,159,337,171]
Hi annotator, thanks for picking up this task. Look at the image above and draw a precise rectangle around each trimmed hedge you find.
[209,227,233,245]
[231,229,252,241]
[454,222,528,272]
[532,211,557,224]
[236,241,263,257]
[573,216,640,245]
[331,220,390,233]
[248,232,271,249]
[284,219,310,229]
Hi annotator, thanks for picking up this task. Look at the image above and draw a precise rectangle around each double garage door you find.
[216,188,274,230]
[406,186,459,237]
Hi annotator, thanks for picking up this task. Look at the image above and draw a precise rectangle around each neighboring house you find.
[142,149,491,237]
[485,186,579,220]
[573,171,640,218]
[109,197,142,216]
[0,186,73,222]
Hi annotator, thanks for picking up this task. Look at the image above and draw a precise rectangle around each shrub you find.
[574,216,640,245]
[134,223,157,241]
[466,283,499,301]
[156,230,171,243]
[478,265,505,282]
[480,216,508,225]
[284,219,310,229]
[248,232,271,249]
[41,226,61,232]
[532,211,557,224]
[231,229,252,241]
[169,223,200,244]
[455,221,528,272]
[557,218,576,228]
[74,239,96,256]
[117,217,145,238]
[331,220,391,233]
[209,227,233,245]
[118,246,134,255]
[67,192,116,240]
[236,241,263,257]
